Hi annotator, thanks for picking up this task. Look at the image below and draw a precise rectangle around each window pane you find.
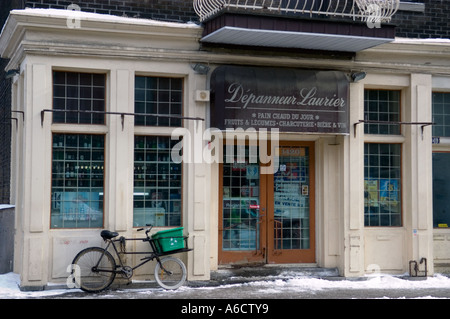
[364,90,401,135]
[433,93,450,137]
[133,136,182,227]
[433,153,450,228]
[51,134,104,228]
[134,76,183,127]
[222,145,261,251]
[364,143,402,227]
[52,71,105,124]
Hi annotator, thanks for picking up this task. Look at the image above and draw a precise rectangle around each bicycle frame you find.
[72,226,191,292]
[111,237,157,272]
[96,234,190,275]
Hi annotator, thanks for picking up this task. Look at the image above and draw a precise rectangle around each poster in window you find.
[364,180,378,207]
[62,192,101,221]
[380,180,399,207]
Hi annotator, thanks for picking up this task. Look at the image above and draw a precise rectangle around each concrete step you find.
[205,265,340,286]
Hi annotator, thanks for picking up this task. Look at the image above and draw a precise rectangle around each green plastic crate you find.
[152,227,185,253]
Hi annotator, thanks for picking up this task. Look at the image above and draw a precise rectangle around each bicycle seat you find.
[101,230,119,240]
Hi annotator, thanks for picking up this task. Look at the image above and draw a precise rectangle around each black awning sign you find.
[211,66,350,134]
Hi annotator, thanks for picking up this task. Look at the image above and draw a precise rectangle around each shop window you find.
[364,90,401,135]
[364,143,402,227]
[135,76,183,127]
[51,134,105,229]
[53,71,106,124]
[133,136,182,227]
[432,92,450,137]
[432,153,450,228]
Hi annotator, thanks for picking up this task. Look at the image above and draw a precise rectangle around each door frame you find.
[218,141,316,265]
[218,156,267,265]
[267,141,316,264]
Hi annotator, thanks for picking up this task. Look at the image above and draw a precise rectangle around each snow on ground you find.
[1,272,450,299]
[0,273,80,299]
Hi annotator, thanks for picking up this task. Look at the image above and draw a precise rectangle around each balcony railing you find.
[193,0,400,23]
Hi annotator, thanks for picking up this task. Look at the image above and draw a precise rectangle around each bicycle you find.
[70,225,192,292]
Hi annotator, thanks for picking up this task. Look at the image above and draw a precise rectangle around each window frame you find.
[132,135,184,228]
[50,133,106,229]
[364,89,402,136]
[364,142,403,227]
[50,69,109,229]
[432,91,450,138]
[432,151,450,229]
[52,71,107,125]
[363,88,405,228]
[432,90,450,229]
[134,75,184,128]
[132,74,186,229]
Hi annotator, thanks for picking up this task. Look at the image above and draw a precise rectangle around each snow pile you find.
[248,274,450,291]
[1,272,450,299]
[0,273,80,299]
[12,8,201,29]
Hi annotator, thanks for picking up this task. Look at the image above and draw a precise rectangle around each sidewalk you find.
[4,270,450,319]
[3,266,450,300]
[40,264,436,291]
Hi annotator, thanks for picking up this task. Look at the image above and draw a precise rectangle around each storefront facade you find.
[1,6,450,290]
[207,64,438,276]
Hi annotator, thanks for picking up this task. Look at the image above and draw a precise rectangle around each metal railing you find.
[193,0,400,23]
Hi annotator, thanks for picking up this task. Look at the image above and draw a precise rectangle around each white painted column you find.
[405,74,434,275]
[185,71,210,280]
[107,69,134,232]
[20,63,53,289]
[343,81,365,277]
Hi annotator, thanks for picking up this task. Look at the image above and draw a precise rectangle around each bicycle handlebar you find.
[137,224,153,235]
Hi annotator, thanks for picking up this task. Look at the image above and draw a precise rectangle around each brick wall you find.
[0,59,12,204]
[24,0,199,23]
[22,0,450,38]
[392,0,450,38]
[0,2,22,204]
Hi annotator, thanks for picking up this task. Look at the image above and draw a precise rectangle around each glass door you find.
[268,142,315,263]
[218,142,315,265]
[219,145,266,265]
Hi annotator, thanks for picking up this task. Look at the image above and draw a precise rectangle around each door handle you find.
[257,214,265,223]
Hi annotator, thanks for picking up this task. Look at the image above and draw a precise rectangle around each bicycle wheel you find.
[154,256,187,290]
[71,247,116,293]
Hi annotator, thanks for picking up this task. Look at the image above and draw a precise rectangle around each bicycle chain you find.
[120,266,133,279]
